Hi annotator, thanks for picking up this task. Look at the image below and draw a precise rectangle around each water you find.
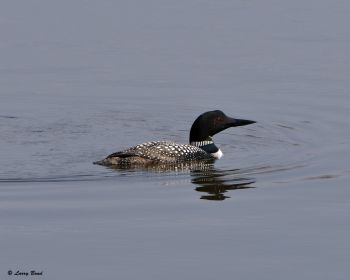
[1,0,350,279]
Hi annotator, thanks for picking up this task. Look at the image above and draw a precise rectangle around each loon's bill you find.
[94,110,255,166]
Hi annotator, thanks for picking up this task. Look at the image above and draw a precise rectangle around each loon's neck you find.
[190,137,223,159]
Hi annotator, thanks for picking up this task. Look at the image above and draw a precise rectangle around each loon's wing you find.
[106,141,163,159]
[106,141,211,162]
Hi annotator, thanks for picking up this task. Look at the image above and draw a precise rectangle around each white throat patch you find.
[211,149,223,159]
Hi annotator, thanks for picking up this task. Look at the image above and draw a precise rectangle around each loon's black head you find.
[189,110,256,143]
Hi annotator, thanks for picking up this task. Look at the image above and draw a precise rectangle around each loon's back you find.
[94,141,212,166]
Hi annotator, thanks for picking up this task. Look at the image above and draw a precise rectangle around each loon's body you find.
[94,110,255,166]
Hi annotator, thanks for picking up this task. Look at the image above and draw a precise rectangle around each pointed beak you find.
[227,117,256,127]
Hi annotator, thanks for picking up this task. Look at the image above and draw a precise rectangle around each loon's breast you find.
[94,141,213,166]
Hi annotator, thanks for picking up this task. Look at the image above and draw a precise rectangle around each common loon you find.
[94,110,255,166]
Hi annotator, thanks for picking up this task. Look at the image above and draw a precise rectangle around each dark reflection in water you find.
[191,169,255,201]
[106,161,255,201]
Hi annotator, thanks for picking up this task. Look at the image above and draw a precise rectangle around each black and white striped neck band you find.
[190,140,214,147]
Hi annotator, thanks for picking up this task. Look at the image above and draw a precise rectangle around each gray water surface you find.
[1,0,350,279]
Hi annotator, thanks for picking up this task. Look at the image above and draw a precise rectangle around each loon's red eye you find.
[213,117,224,126]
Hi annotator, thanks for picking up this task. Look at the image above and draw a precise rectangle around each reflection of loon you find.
[191,168,255,201]
[94,110,255,166]
[105,163,255,201]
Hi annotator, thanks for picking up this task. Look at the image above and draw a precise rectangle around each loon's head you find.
[189,110,256,158]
